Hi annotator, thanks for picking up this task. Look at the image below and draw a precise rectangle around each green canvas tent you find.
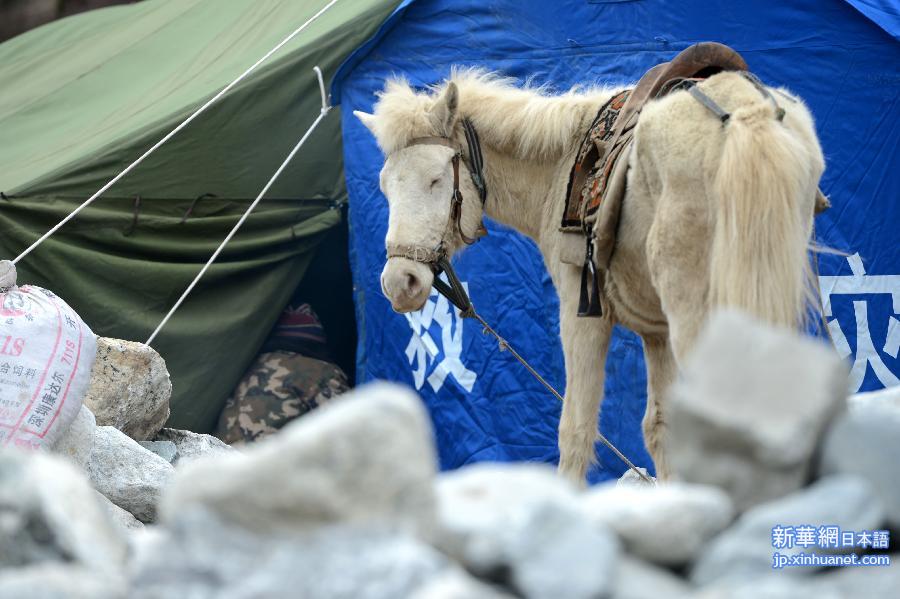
[0,0,400,432]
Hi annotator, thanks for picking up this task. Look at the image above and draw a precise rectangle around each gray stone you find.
[0,563,127,599]
[95,490,144,532]
[820,386,900,528]
[434,463,619,599]
[86,426,174,523]
[847,384,900,417]
[160,383,437,538]
[815,559,900,595]
[610,556,692,599]
[154,428,234,466]
[582,481,734,566]
[668,310,847,511]
[47,404,96,468]
[694,577,837,599]
[139,440,178,464]
[83,337,171,441]
[0,449,127,573]
[616,467,656,488]
[410,572,514,599]
[691,475,885,585]
[130,508,462,599]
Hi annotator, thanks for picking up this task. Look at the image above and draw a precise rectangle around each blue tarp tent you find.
[334,0,900,482]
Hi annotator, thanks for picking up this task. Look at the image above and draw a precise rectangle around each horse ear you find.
[429,81,459,136]
[354,110,378,135]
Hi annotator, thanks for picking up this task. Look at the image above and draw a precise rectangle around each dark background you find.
[1,0,137,41]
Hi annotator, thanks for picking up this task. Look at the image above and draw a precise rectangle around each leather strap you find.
[386,244,445,263]
[461,118,487,203]
[432,257,474,317]
[406,136,459,151]
[686,83,731,123]
[385,119,489,265]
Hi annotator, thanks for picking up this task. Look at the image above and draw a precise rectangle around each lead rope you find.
[433,259,654,484]
[10,0,340,266]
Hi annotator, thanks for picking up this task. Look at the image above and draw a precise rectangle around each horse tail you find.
[709,99,819,329]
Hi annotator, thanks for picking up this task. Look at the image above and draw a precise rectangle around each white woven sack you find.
[0,261,96,449]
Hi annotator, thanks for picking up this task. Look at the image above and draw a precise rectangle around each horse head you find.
[354,80,487,313]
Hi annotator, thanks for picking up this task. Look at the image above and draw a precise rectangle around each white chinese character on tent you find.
[819,253,900,392]
[404,278,477,393]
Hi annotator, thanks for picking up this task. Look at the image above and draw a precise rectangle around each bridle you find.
[385,117,488,314]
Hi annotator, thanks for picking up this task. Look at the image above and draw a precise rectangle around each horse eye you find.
[429,178,440,189]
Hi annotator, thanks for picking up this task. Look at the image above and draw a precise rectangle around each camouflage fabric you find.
[214,350,349,444]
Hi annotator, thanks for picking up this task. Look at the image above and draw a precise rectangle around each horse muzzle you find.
[381,257,434,313]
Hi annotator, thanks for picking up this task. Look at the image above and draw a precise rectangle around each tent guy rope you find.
[145,66,332,346]
[10,0,340,266]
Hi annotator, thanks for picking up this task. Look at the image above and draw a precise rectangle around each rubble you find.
[2,318,897,598]
[138,440,177,464]
[159,383,437,538]
[667,310,847,510]
[95,491,145,532]
[690,475,885,585]
[819,386,900,528]
[83,338,172,441]
[0,563,127,599]
[153,428,234,465]
[48,404,97,468]
[86,426,174,523]
[433,463,618,598]
[581,481,734,566]
[0,450,127,573]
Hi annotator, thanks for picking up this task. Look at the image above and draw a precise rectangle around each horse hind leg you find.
[640,334,677,480]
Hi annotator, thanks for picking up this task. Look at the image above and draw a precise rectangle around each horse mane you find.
[369,69,621,161]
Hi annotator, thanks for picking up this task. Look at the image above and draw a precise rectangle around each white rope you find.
[11,0,340,266]
[145,70,332,346]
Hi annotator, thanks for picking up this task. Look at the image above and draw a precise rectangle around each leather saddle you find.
[561,42,749,316]
[562,42,748,234]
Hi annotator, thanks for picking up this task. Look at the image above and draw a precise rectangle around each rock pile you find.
[1,315,898,597]
[83,337,172,441]
[45,338,234,528]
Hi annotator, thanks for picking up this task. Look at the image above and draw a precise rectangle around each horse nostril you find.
[405,272,422,297]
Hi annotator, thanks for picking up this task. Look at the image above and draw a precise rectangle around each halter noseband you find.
[385,117,488,268]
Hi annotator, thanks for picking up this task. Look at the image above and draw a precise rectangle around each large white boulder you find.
[86,426,175,523]
[820,385,900,528]
[47,404,96,468]
[433,463,619,599]
[581,481,734,566]
[667,310,847,510]
[690,475,885,585]
[610,556,692,599]
[83,337,171,441]
[0,449,128,573]
[95,490,144,533]
[0,563,127,599]
[160,383,438,538]
[130,509,472,599]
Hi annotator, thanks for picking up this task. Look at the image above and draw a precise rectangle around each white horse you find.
[355,68,824,484]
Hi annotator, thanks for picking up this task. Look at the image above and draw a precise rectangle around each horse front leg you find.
[556,264,614,485]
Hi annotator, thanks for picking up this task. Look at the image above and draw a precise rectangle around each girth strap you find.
[577,233,603,317]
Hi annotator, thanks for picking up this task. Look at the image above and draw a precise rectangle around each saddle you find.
[561,42,749,316]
